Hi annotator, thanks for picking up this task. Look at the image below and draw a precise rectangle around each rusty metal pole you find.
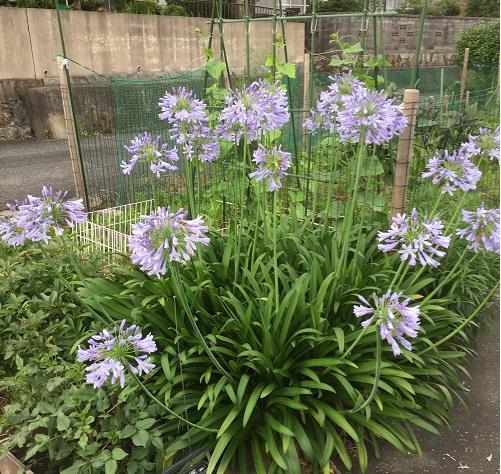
[58,56,85,201]
[391,89,419,219]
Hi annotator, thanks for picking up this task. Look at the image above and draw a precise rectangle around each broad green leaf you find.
[112,448,128,461]
[205,61,226,80]
[56,411,71,431]
[132,429,149,447]
[277,62,296,78]
[105,459,118,474]
[135,418,156,430]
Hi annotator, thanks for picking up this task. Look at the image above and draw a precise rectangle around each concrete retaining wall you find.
[0,8,305,139]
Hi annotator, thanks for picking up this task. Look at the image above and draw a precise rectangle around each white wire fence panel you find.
[76,200,154,255]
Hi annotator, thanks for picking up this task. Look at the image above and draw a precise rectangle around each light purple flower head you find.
[336,87,407,145]
[158,86,208,126]
[121,132,179,177]
[460,126,500,164]
[0,187,87,245]
[216,79,290,144]
[77,319,157,389]
[248,144,292,192]
[303,72,366,133]
[378,208,451,267]
[158,87,219,163]
[354,290,420,356]
[129,206,210,277]
[421,149,482,195]
[303,72,407,144]
[457,203,500,253]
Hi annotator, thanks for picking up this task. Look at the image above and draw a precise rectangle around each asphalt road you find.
[0,138,75,210]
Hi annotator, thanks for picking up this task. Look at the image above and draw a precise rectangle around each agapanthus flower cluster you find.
[303,72,366,133]
[248,144,292,191]
[354,290,420,356]
[77,320,157,389]
[121,132,179,177]
[158,87,219,163]
[460,126,500,164]
[378,208,451,267]
[421,149,482,195]
[216,79,290,144]
[129,206,210,276]
[303,72,407,145]
[457,203,500,253]
[0,187,87,246]
[336,87,407,145]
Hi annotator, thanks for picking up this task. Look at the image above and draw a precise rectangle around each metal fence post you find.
[391,88,419,219]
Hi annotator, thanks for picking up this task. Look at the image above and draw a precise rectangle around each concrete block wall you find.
[306,14,492,72]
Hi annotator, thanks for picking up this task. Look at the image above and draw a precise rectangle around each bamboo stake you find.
[460,47,469,101]
[465,90,470,109]
[58,56,85,200]
[391,89,419,219]
[302,52,310,152]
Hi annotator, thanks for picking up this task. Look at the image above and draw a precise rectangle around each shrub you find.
[396,0,461,15]
[427,0,461,15]
[161,3,187,15]
[308,0,363,12]
[15,0,55,8]
[466,0,500,17]
[453,19,500,64]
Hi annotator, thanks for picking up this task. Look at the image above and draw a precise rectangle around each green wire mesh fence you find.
[66,55,499,225]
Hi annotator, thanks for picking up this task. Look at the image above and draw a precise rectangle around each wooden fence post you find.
[58,56,85,202]
[460,47,469,101]
[391,89,419,219]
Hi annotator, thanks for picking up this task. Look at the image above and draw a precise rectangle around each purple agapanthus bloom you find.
[158,88,219,163]
[354,290,420,356]
[129,206,210,276]
[0,187,87,245]
[421,149,482,195]
[460,126,500,164]
[248,144,292,191]
[303,72,407,144]
[336,87,407,144]
[121,132,178,177]
[303,72,366,133]
[158,86,208,126]
[378,208,451,267]
[216,79,290,144]
[457,203,500,253]
[77,319,157,389]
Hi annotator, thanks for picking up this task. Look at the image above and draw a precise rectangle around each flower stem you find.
[272,192,279,316]
[340,324,371,360]
[129,371,217,432]
[418,284,499,355]
[171,264,236,384]
[422,247,475,304]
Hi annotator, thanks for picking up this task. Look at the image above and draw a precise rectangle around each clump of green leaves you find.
[308,0,363,13]
[466,0,500,17]
[453,20,500,64]
[1,357,165,473]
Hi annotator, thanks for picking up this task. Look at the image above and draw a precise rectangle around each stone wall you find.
[306,14,493,72]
